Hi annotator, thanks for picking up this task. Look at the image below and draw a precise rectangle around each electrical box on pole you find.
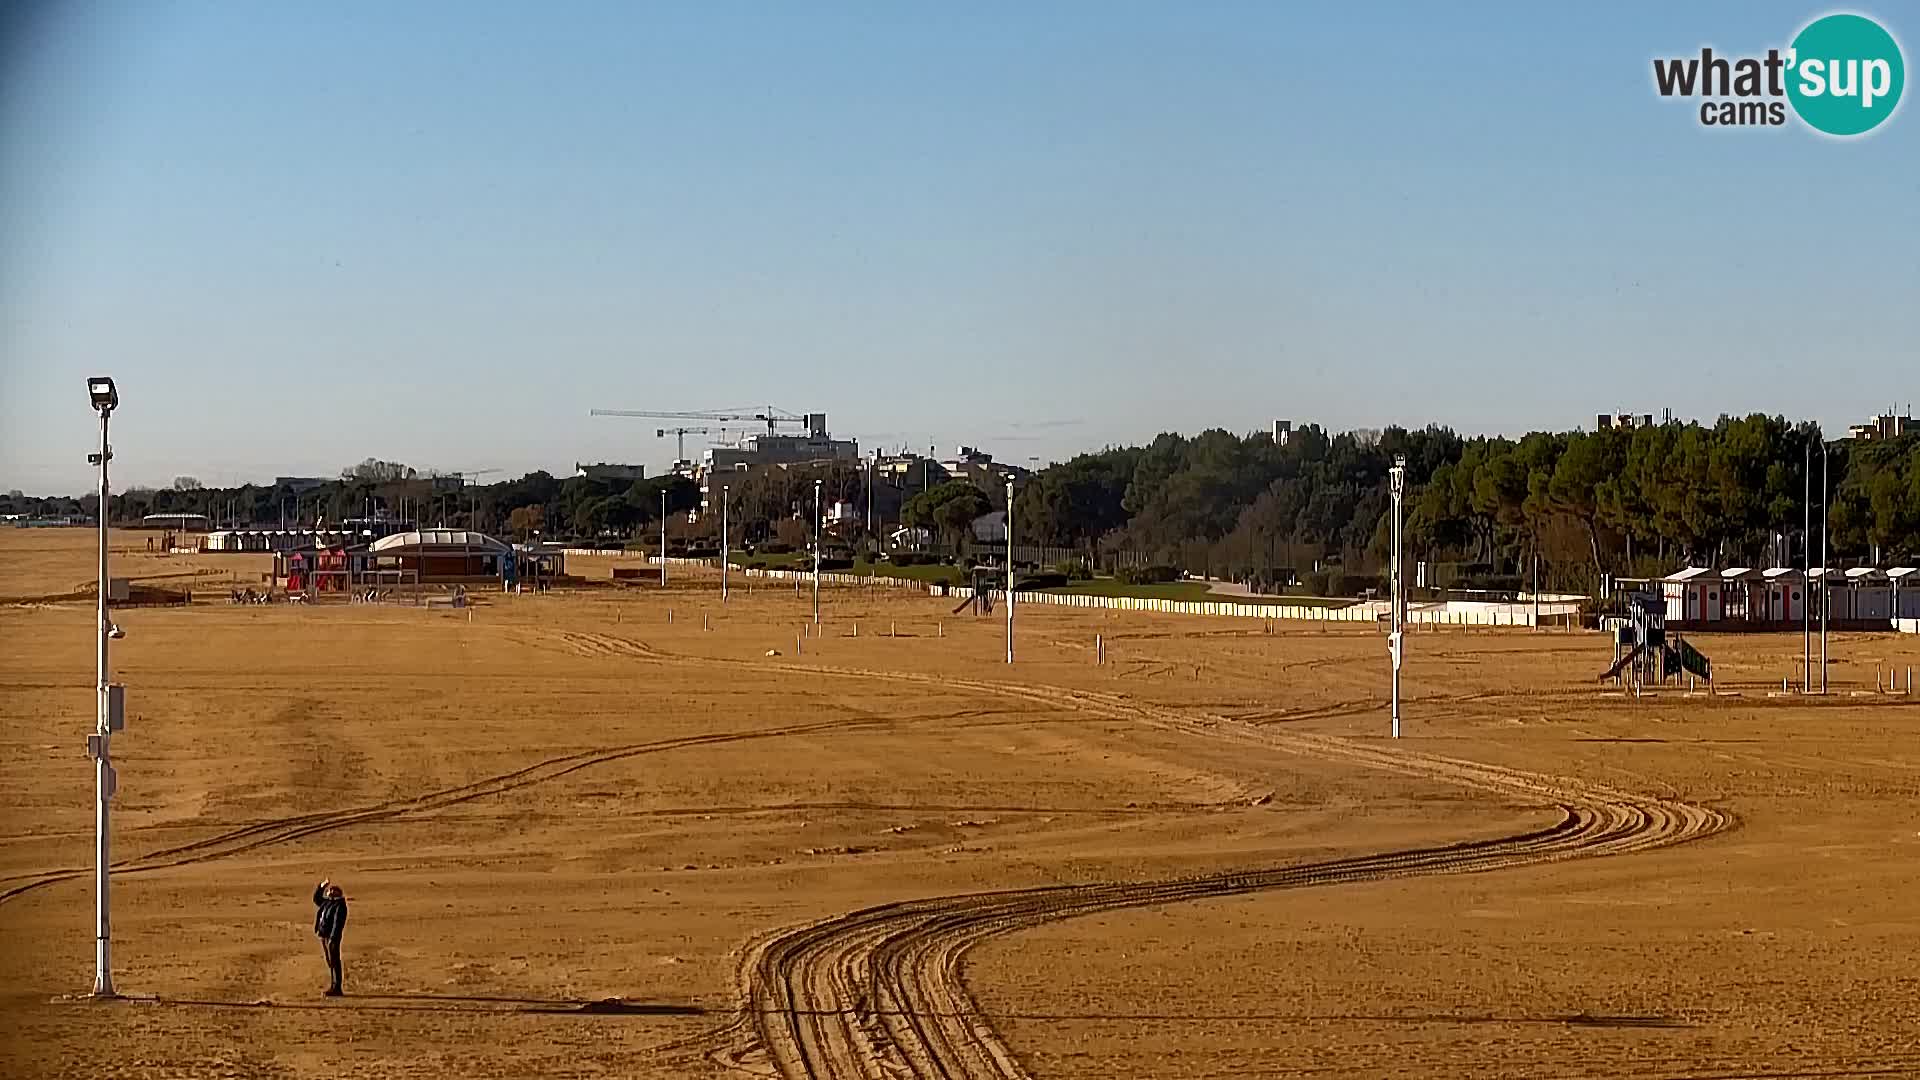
[105,684,125,731]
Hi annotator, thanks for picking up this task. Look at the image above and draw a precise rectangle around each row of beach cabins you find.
[1619,566,1920,631]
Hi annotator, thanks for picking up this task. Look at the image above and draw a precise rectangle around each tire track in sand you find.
[666,674,1731,1080]
[0,715,894,905]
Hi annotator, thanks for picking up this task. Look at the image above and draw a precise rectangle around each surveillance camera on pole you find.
[86,376,124,998]
[1388,453,1406,739]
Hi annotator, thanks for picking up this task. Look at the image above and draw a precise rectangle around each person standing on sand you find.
[313,880,348,995]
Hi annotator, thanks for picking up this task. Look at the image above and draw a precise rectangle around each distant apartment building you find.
[702,414,857,473]
[575,462,645,482]
[274,476,333,494]
[1596,412,1655,431]
[1847,411,1914,441]
[695,415,857,517]
[1596,408,1677,432]
[874,452,951,493]
[939,446,1030,491]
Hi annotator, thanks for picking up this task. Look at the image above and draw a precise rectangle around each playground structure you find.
[952,566,1000,616]
[1601,590,1713,691]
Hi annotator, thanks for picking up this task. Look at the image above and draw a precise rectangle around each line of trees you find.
[1009,416,1916,592]
[4,416,1914,591]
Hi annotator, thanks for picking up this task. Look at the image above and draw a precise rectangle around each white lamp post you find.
[812,479,822,625]
[1388,453,1406,739]
[659,488,668,587]
[720,485,729,604]
[1820,438,1829,694]
[1005,477,1015,664]
[86,376,123,998]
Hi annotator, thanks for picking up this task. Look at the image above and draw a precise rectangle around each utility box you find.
[105,684,126,731]
[108,578,131,602]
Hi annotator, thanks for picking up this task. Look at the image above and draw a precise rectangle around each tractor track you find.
[576,650,1734,1080]
[0,714,898,905]
[695,726,1728,1080]
[10,621,1735,1080]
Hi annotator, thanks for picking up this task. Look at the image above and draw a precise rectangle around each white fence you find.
[949,587,1576,627]
[738,566,930,590]
[561,552,1577,626]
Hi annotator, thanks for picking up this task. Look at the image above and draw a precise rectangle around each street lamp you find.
[812,479,822,625]
[1387,453,1406,739]
[85,376,124,998]
[1820,438,1829,694]
[1005,477,1015,664]
[660,489,668,587]
[720,485,730,604]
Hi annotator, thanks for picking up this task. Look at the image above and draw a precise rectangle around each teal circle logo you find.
[1786,13,1905,136]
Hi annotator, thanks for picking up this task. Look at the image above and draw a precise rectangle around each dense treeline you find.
[1011,417,1916,591]
[5,415,1915,590]
[2,467,701,544]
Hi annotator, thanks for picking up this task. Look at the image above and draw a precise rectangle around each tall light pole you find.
[720,485,729,604]
[660,488,668,587]
[1388,454,1406,739]
[812,478,822,625]
[1820,438,1829,694]
[1804,438,1811,692]
[1005,477,1015,664]
[85,377,122,998]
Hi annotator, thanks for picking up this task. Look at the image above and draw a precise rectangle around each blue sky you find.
[2,1,1915,492]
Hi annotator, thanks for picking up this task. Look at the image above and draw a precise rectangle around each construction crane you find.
[589,406,816,437]
[656,426,738,465]
[449,469,499,529]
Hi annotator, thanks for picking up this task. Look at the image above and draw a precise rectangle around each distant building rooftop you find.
[141,513,211,530]
[576,462,645,481]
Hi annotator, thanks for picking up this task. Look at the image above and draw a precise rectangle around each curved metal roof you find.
[370,529,510,553]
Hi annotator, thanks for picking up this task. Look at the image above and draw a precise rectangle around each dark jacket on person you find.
[313,886,348,940]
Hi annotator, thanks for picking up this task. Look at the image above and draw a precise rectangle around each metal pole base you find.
[91,939,116,998]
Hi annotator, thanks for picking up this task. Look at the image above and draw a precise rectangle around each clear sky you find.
[2,1,1915,493]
